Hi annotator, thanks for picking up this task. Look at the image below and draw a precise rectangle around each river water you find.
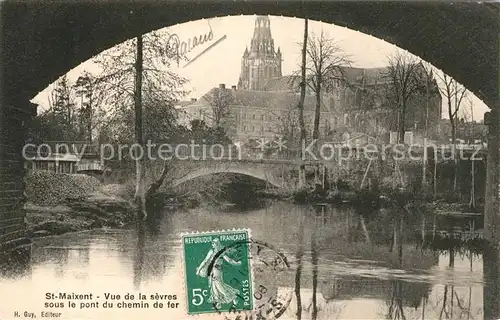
[0,201,488,319]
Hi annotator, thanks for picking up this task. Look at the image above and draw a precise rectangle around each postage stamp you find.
[181,228,293,319]
[181,229,253,315]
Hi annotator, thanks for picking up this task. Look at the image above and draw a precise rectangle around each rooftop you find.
[196,87,333,113]
[261,67,391,92]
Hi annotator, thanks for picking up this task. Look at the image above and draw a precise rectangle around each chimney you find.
[231,85,237,91]
[191,98,197,102]
[219,84,225,89]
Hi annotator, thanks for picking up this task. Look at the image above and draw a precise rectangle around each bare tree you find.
[304,30,352,142]
[273,105,300,141]
[203,87,233,129]
[464,99,476,208]
[133,35,146,219]
[419,62,436,192]
[384,51,423,143]
[270,96,313,156]
[297,18,308,187]
[437,72,467,192]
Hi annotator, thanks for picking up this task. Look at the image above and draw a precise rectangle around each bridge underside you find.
[1,2,498,108]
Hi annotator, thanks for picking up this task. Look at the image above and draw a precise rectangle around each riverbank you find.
[286,182,484,214]
[23,171,136,238]
[25,191,135,238]
[23,168,482,239]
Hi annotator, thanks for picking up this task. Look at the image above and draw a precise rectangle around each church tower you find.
[238,16,282,91]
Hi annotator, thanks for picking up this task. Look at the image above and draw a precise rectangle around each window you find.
[251,126,255,132]
[252,114,256,120]
[243,126,247,131]
[261,115,264,120]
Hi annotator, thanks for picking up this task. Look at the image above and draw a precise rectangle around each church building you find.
[237,16,282,91]
[180,15,442,146]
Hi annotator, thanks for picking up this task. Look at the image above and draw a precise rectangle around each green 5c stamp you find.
[181,229,253,315]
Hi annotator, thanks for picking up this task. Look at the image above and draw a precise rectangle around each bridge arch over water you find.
[171,166,283,188]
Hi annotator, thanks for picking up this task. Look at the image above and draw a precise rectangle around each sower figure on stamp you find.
[196,238,242,308]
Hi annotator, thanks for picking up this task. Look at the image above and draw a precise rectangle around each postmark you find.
[180,229,293,319]
[209,238,293,320]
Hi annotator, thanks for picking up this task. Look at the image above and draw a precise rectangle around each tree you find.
[272,101,300,143]
[297,18,309,188]
[95,30,188,120]
[463,99,477,208]
[294,19,308,320]
[48,74,79,137]
[437,72,467,192]
[134,34,146,219]
[73,71,106,143]
[95,30,189,218]
[28,75,82,144]
[419,62,435,192]
[384,52,423,143]
[204,88,233,129]
[304,30,352,142]
[28,109,80,144]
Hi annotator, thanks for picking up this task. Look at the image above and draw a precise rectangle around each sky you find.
[31,15,489,121]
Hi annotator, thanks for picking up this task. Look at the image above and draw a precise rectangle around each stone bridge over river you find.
[146,144,309,188]
[150,143,489,189]
[169,158,295,188]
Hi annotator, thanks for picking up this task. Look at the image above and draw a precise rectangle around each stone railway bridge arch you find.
[1,2,498,107]
[168,159,295,189]
[1,1,499,264]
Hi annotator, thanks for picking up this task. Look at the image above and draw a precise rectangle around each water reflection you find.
[483,243,500,319]
[133,221,145,290]
[0,201,496,319]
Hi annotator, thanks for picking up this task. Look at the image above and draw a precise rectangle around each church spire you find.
[238,15,283,91]
[250,15,274,54]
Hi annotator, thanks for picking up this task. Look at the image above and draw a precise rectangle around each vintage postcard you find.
[0,1,499,320]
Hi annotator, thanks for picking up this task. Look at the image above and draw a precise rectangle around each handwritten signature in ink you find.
[167,21,227,68]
